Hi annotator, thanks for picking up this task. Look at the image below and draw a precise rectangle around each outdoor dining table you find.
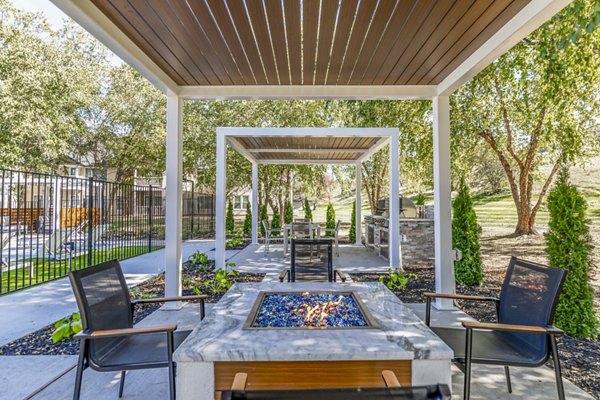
[282,223,321,255]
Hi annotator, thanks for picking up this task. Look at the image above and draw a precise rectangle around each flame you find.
[293,295,346,327]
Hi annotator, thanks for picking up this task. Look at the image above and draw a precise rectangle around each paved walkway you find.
[0,240,237,346]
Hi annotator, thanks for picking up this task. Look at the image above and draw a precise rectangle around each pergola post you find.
[165,92,183,299]
[354,162,362,246]
[388,132,401,270]
[432,96,455,309]
[215,132,227,269]
[251,162,258,245]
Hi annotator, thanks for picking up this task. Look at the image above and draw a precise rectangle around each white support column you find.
[388,133,401,270]
[215,132,227,269]
[433,96,455,309]
[355,163,362,246]
[251,162,258,245]
[165,93,183,300]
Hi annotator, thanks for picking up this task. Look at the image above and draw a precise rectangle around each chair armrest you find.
[382,370,401,387]
[424,292,498,302]
[462,321,564,335]
[279,269,289,282]
[75,325,177,339]
[334,269,347,282]
[231,372,248,390]
[131,295,207,305]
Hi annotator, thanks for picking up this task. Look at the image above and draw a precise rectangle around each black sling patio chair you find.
[279,238,347,282]
[68,259,207,400]
[424,257,567,400]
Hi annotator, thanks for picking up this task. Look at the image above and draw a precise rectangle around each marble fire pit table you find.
[174,281,453,400]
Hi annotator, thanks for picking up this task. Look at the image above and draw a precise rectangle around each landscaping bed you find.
[0,263,264,356]
[352,263,600,399]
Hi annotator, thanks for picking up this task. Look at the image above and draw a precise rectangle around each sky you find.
[13,0,124,65]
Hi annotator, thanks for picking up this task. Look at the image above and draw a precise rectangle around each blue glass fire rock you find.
[252,292,369,328]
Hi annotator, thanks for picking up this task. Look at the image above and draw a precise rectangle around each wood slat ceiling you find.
[91,0,529,86]
[234,136,379,161]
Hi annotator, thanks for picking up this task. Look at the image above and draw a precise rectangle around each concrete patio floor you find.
[23,302,592,400]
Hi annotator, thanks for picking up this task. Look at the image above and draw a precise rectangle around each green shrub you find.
[260,204,267,236]
[325,203,336,236]
[243,202,252,237]
[189,251,210,271]
[52,312,82,343]
[226,200,235,234]
[304,198,313,220]
[452,180,482,285]
[546,168,599,339]
[271,205,281,236]
[414,193,426,206]
[349,202,356,242]
[194,267,240,295]
[284,199,294,224]
[226,229,245,249]
[379,269,416,291]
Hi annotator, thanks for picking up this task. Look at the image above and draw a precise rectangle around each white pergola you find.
[216,127,401,270]
[51,0,572,309]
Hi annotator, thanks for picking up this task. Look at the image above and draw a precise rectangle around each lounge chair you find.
[424,257,567,400]
[69,259,207,400]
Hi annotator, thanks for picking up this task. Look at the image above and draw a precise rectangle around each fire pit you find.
[244,291,378,329]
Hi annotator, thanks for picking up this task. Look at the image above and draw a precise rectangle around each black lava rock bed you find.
[0,263,264,357]
[351,264,600,399]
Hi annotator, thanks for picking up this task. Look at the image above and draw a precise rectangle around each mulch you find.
[351,264,600,399]
[0,261,264,356]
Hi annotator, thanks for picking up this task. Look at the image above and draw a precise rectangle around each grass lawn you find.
[1,245,163,294]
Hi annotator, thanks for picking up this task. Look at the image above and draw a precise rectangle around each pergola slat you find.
[264,0,290,85]
[325,0,359,85]
[284,0,302,85]
[302,0,320,85]
[246,0,279,84]
[314,0,339,85]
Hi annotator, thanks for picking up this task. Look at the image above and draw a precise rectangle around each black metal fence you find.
[0,169,214,294]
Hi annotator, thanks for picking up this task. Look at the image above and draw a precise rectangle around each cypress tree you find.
[259,204,268,237]
[271,205,281,236]
[326,203,336,236]
[304,198,313,220]
[349,202,356,242]
[452,180,483,285]
[546,168,598,339]
[243,201,252,237]
[284,199,294,224]
[226,200,235,234]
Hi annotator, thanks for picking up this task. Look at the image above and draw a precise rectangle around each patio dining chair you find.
[424,257,567,400]
[293,218,311,223]
[279,238,346,282]
[321,220,341,256]
[262,219,283,255]
[223,371,451,399]
[69,259,207,400]
[291,221,313,239]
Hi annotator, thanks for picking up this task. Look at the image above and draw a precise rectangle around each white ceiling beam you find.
[220,127,397,137]
[437,0,572,96]
[179,85,437,100]
[50,0,180,94]
[247,148,369,154]
[358,136,392,162]
[258,159,359,165]
[225,137,257,163]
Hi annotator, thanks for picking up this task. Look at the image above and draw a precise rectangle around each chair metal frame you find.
[424,256,567,400]
[262,219,283,255]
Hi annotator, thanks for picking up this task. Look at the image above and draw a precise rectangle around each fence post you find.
[87,177,94,268]
[190,190,195,240]
[148,185,153,253]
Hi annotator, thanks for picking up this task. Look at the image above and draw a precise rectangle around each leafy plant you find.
[197,267,240,294]
[226,229,245,249]
[226,200,235,234]
[349,201,356,242]
[379,269,416,291]
[325,203,336,236]
[546,168,599,339]
[243,202,252,237]
[271,205,281,236]
[260,204,268,236]
[52,312,83,343]
[284,199,294,224]
[304,198,313,220]
[190,251,209,267]
[414,193,426,206]
[452,180,483,285]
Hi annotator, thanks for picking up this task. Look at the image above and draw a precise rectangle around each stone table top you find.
[174,282,453,363]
